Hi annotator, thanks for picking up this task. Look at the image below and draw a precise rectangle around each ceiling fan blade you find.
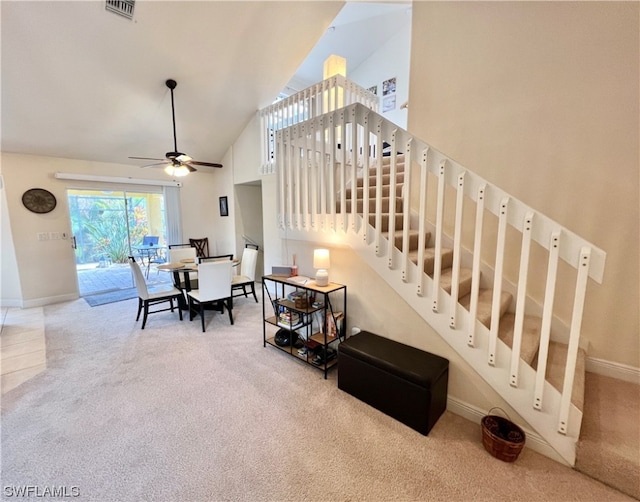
[185,164,197,173]
[140,161,170,168]
[129,156,165,161]
[187,160,223,168]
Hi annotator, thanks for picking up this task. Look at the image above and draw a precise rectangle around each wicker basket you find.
[481,407,526,462]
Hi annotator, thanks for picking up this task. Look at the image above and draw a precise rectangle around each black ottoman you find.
[338,331,449,435]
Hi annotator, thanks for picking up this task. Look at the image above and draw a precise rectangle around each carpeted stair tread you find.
[534,341,585,411]
[459,289,513,328]
[383,230,431,252]
[340,197,403,214]
[575,373,640,500]
[381,154,405,166]
[357,173,404,187]
[408,247,454,275]
[346,185,404,199]
[439,268,473,298]
[367,162,405,176]
[369,213,405,232]
[497,313,542,365]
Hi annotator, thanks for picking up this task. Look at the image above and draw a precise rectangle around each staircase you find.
[272,101,606,466]
[344,155,587,412]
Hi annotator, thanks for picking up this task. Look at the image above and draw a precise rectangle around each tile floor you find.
[1,306,46,395]
[1,263,172,394]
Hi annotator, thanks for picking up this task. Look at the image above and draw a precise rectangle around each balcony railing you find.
[259,75,378,175]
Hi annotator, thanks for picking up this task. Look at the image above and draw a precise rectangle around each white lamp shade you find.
[314,249,330,286]
[313,249,330,269]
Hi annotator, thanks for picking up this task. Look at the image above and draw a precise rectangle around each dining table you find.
[157,260,198,291]
[157,257,239,311]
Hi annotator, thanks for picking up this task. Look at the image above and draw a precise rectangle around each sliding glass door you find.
[67,188,170,296]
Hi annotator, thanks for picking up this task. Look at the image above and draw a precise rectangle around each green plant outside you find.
[69,195,150,264]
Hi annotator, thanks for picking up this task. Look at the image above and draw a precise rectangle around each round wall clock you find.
[22,188,57,214]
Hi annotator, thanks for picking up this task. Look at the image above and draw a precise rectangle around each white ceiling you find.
[1,1,409,173]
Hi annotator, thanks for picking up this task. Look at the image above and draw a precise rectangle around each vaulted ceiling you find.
[1,1,409,173]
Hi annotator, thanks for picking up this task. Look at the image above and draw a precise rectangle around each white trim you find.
[446,396,570,466]
[21,293,79,308]
[586,357,640,385]
[54,172,182,187]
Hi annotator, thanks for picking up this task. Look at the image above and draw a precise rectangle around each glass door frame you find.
[67,187,170,297]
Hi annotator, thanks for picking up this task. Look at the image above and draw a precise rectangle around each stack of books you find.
[278,311,302,329]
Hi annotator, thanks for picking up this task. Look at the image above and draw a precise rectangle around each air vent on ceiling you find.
[105,0,134,19]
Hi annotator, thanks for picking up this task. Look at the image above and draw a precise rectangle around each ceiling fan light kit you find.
[164,164,190,177]
[129,79,222,176]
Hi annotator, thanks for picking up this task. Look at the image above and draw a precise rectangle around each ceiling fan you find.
[129,79,223,176]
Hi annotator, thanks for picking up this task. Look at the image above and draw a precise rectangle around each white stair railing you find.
[259,75,378,175]
[272,101,606,466]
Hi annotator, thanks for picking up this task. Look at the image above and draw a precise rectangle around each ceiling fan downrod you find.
[165,79,182,159]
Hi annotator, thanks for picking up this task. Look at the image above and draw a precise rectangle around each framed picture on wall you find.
[219,196,229,217]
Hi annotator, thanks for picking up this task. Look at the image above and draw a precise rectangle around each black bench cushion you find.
[339,331,448,388]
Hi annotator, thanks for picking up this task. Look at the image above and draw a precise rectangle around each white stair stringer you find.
[285,220,582,467]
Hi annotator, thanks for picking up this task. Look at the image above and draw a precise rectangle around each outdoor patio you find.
[77,262,171,297]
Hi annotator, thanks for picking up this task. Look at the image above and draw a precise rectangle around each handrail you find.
[259,75,378,175]
[274,101,607,465]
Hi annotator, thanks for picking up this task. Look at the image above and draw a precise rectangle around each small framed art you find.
[219,196,229,217]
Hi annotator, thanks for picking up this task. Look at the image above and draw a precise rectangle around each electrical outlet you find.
[37,232,49,241]
[49,232,60,240]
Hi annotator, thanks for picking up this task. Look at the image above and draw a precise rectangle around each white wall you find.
[0,173,23,306]
[408,2,639,368]
[350,19,411,129]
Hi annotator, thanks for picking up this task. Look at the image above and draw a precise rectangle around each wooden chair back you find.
[189,238,209,258]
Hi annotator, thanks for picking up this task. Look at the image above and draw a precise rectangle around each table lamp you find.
[313,248,330,287]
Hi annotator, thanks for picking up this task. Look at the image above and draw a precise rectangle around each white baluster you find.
[450,172,465,329]
[468,184,486,347]
[416,148,429,296]
[558,247,591,434]
[432,161,446,312]
[387,130,398,269]
[510,212,534,386]
[534,231,561,411]
[488,197,510,366]
[401,138,413,283]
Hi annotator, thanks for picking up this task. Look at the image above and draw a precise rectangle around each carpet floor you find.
[1,292,635,502]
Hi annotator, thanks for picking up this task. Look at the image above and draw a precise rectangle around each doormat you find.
[84,288,138,307]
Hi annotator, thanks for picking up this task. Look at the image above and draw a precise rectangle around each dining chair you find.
[198,254,233,264]
[169,246,197,263]
[187,260,234,332]
[128,256,184,329]
[231,246,259,303]
[168,246,198,290]
[189,237,209,258]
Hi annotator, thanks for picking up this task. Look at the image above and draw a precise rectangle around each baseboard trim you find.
[0,299,23,308]
[21,293,78,309]
[446,396,570,467]
[586,357,640,385]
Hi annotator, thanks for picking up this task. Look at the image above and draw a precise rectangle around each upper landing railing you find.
[259,75,378,175]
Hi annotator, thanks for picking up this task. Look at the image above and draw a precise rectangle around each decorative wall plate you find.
[22,188,57,214]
